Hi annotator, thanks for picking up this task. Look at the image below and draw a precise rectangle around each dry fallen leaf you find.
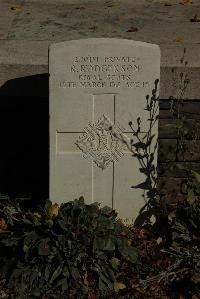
[138,228,147,239]
[0,218,8,231]
[114,282,126,292]
[128,239,132,246]
[173,37,184,43]
[88,26,97,30]
[75,6,86,10]
[121,230,128,236]
[88,294,97,299]
[48,203,60,218]
[190,15,200,22]
[116,16,124,22]
[192,294,200,299]
[180,0,192,4]
[10,5,22,11]
[156,237,163,245]
[126,26,138,32]
[169,202,178,209]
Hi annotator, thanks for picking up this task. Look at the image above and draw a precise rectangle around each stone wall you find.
[158,99,200,205]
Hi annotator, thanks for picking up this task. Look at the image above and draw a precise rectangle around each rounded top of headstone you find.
[49,38,160,53]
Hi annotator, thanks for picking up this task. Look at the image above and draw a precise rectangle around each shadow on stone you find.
[0,73,49,97]
[0,74,49,207]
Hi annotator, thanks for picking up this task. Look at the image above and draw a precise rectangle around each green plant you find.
[128,79,160,227]
[138,171,200,297]
[0,195,140,298]
[169,170,200,246]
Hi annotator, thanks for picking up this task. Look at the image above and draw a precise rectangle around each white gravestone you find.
[49,38,160,224]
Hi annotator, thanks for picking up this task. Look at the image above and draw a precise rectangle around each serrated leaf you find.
[45,265,50,281]
[29,270,38,286]
[50,265,63,284]
[98,270,113,290]
[63,264,69,278]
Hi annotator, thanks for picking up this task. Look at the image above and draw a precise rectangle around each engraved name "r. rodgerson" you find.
[70,64,141,73]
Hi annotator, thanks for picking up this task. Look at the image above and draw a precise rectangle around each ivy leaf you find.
[93,235,115,251]
[117,237,139,264]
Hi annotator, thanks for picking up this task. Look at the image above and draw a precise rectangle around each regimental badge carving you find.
[75,114,131,170]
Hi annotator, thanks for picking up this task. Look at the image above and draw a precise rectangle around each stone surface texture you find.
[49,38,160,223]
[0,0,200,98]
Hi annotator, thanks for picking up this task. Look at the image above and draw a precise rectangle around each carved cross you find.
[56,93,133,221]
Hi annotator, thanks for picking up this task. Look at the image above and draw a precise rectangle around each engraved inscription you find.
[59,55,149,89]
[75,114,131,170]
